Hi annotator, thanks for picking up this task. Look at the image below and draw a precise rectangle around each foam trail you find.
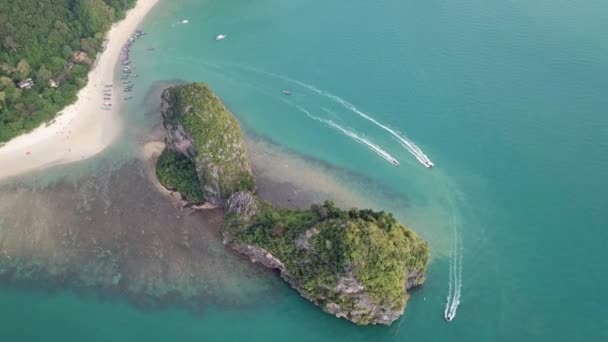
[445,227,458,320]
[447,233,464,321]
[293,105,400,166]
[225,63,434,167]
[450,234,464,316]
[444,243,454,318]
[444,189,464,322]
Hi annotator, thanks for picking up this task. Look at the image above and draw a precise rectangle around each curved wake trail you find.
[292,105,400,166]
[226,63,433,167]
[444,192,464,322]
[445,240,454,318]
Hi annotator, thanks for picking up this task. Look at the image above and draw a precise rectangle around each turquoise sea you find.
[1,0,607,340]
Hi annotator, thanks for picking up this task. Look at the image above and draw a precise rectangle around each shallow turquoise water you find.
[2,0,608,340]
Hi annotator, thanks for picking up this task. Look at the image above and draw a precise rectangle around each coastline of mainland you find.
[0,0,159,181]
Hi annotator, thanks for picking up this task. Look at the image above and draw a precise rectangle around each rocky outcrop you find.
[157,84,430,326]
[225,232,426,326]
[160,83,255,206]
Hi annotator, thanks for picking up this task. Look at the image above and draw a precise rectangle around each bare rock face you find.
[226,191,259,222]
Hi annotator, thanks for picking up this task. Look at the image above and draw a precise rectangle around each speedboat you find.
[282,90,291,95]
[390,159,400,167]
[181,19,189,24]
[423,161,434,169]
[215,34,227,41]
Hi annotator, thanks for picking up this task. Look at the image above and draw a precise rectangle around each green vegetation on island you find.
[226,200,429,324]
[0,0,136,142]
[156,148,206,204]
[160,83,254,203]
[156,82,430,325]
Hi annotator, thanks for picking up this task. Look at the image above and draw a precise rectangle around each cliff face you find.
[157,83,430,326]
[160,83,254,205]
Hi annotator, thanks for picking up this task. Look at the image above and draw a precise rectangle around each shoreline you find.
[0,0,160,181]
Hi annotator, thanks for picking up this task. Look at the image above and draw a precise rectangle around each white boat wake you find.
[226,63,434,168]
[293,105,400,166]
[444,216,463,322]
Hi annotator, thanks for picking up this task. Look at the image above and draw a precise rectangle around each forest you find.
[0,0,136,143]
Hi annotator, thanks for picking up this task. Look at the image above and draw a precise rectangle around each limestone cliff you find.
[224,198,430,326]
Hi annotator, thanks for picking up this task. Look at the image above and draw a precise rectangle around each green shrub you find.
[156,148,206,204]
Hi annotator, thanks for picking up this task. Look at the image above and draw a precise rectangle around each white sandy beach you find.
[0,0,159,181]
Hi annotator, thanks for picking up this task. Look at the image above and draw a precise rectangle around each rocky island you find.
[156,83,430,325]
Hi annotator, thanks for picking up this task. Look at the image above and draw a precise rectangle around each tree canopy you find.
[0,0,136,142]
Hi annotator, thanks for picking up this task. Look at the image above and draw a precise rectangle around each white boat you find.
[181,19,189,24]
[282,90,291,95]
[215,34,227,41]
[390,159,400,167]
[423,160,434,169]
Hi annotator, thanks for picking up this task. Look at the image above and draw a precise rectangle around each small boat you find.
[390,159,400,167]
[181,19,189,24]
[423,161,434,169]
[282,90,291,95]
[215,34,227,41]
